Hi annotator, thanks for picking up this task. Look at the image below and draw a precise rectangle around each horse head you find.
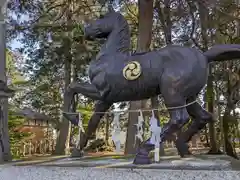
[84,11,123,40]
[83,11,131,54]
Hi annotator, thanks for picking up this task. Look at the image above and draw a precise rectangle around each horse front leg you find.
[65,81,103,101]
[79,101,112,151]
[68,101,112,157]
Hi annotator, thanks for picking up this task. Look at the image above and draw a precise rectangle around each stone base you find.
[169,156,231,170]
[70,148,84,158]
[133,154,152,165]
[31,154,236,171]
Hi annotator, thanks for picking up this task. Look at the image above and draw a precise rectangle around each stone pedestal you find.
[71,147,84,157]
[36,154,236,171]
[0,85,15,162]
[133,153,152,164]
[62,111,85,158]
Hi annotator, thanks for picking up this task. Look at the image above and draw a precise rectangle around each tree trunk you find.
[70,49,79,148]
[222,111,238,159]
[125,0,154,154]
[54,3,73,155]
[156,0,172,45]
[105,116,110,145]
[198,2,219,153]
[154,0,173,156]
[222,70,239,159]
[54,45,72,155]
[0,6,12,162]
[206,71,219,153]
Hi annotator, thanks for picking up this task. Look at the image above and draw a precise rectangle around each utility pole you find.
[0,0,14,162]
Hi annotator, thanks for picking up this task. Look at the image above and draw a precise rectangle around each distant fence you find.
[11,139,56,157]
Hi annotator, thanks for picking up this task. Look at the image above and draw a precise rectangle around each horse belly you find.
[106,76,160,102]
[103,58,161,102]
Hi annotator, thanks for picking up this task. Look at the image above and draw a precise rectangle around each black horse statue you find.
[65,10,240,164]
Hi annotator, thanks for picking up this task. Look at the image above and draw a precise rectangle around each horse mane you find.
[104,11,131,54]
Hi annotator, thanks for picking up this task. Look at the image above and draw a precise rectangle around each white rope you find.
[63,99,199,115]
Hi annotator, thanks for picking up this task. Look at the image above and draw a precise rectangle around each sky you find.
[10,39,21,50]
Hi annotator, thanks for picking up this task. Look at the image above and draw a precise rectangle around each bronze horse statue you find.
[65,10,240,164]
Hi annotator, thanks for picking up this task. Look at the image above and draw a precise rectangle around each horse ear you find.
[97,0,108,6]
[108,3,115,12]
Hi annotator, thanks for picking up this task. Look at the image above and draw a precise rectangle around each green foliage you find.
[8,110,32,158]
[6,1,103,133]
[77,103,94,125]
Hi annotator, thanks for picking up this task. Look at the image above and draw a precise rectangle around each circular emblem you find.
[123,61,142,80]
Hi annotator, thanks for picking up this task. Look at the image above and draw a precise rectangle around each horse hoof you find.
[181,154,193,158]
[175,139,191,157]
[133,154,152,165]
[179,150,192,158]
[62,112,79,126]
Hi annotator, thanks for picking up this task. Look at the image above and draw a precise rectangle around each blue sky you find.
[10,39,21,49]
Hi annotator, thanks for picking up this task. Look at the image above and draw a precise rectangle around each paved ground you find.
[0,154,239,180]
[0,166,240,180]
[12,154,240,170]
[30,155,231,170]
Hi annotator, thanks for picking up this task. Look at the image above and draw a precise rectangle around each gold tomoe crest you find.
[123,61,142,80]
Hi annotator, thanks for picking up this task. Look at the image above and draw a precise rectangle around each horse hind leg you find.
[133,95,190,164]
[160,105,190,143]
[176,98,214,157]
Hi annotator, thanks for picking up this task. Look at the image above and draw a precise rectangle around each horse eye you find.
[99,14,104,19]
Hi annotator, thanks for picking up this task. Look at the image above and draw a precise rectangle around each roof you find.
[14,107,51,122]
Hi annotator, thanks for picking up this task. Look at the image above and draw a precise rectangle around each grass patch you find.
[82,154,134,161]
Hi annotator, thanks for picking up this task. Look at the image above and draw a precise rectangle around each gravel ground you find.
[0,166,239,180]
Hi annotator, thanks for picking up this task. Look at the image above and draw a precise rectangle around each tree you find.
[7,0,240,159]
[125,0,154,154]
[196,1,219,154]
[7,0,104,155]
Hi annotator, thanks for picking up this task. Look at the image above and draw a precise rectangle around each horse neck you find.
[98,26,131,56]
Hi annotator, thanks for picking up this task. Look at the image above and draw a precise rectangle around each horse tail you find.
[204,44,240,63]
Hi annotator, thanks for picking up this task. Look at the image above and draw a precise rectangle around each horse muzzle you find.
[83,24,95,41]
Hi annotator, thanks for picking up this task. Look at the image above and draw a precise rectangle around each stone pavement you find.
[18,154,239,171]
[0,154,239,180]
[0,166,239,180]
